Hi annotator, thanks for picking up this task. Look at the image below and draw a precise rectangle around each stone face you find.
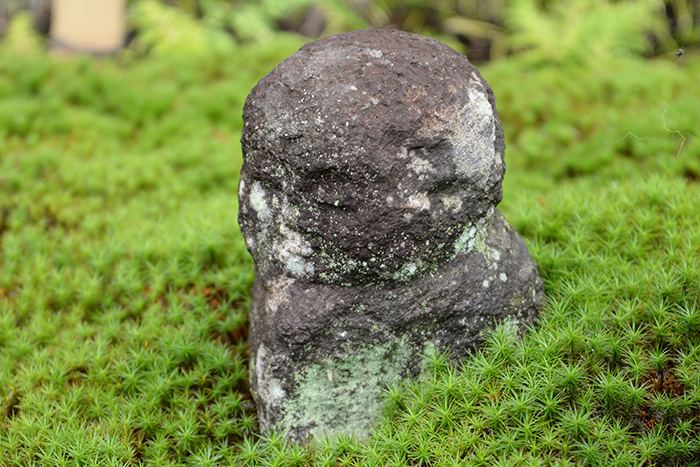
[238,29,544,441]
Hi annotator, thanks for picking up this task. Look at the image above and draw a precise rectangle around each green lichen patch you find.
[279,336,418,439]
[452,207,494,258]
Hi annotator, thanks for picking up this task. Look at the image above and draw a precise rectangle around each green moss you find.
[0,36,298,465]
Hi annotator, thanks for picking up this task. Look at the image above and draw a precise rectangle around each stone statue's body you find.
[238,29,544,441]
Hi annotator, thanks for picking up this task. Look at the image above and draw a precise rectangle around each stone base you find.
[248,208,543,441]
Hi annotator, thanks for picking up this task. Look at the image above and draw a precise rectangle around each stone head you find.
[239,29,506,285]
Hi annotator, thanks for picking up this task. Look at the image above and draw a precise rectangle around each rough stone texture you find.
[238,28,544,441]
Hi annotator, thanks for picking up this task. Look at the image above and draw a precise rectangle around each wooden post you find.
[50,0,125,54]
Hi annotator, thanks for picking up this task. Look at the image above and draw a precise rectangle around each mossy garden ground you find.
[1,33,700,466]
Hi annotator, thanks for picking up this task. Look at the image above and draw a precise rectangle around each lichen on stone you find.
[280,335,416,439]
[249,181,271,222]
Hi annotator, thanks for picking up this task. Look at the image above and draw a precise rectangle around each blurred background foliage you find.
[0,0,698,193]
[130,0,698,62]
[0,0,698,62]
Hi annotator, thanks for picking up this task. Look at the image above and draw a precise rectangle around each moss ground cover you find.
[1,38,700,466]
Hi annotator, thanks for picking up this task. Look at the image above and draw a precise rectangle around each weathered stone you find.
[238,28,543,441]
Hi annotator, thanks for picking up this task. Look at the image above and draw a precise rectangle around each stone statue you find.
[238,28,544,441]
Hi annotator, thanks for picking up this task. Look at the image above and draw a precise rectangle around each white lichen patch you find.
[408,156,436,175]
[441,195,462,213]
[275,224,314,278]
[271,381,286,401]
[254,343,289,428]
[265,277,294,314]
[250,188,313,279]
[488,247,501,270]
[451,87,499,181]
[368,49,383,58]
[287,256,314,278]
[250,181,272,222]
[499,272,508,282]
[407,193,430,211]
